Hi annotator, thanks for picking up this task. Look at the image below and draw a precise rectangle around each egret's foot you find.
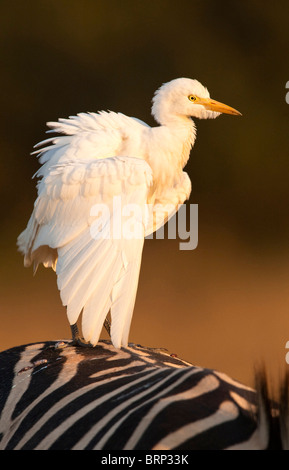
[54,338,92,349]
[71,337,93,348]
[70,323,93,348]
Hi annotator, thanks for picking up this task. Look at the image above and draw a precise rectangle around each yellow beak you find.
[197,97,242,116]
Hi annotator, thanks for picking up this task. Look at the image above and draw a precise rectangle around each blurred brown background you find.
[1,0,289,389]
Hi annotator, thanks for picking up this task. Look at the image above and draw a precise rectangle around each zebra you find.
[0,340,287,450]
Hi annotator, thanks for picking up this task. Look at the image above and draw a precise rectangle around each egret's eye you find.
[188,95,197,102]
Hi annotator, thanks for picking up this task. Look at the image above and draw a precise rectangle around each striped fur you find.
[0,341,283,450]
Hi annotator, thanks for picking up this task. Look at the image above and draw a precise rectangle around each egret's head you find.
[152,78,241,125]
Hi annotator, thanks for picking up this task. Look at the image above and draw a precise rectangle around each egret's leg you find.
[70,323,93,347]
[104,317,111,336]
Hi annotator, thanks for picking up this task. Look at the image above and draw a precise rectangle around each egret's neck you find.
[168,117,196,168]
[146,116,196,190]
[161,115,197,169]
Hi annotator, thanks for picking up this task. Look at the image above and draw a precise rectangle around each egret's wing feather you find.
[32,111,146,179]
[110,242,143,347]
[18,156,153,348]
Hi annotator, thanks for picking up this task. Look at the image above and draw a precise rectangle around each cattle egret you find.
[17,78,241,348]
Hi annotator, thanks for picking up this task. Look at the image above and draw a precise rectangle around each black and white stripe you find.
[0,340,283,450]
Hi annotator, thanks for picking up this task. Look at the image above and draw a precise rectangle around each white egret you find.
[17,78,241,349]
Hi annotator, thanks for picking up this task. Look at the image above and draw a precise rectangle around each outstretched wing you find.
[32,111,147,178]
[18,156,153,348]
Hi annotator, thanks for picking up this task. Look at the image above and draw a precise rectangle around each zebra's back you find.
[0,340,282,450]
